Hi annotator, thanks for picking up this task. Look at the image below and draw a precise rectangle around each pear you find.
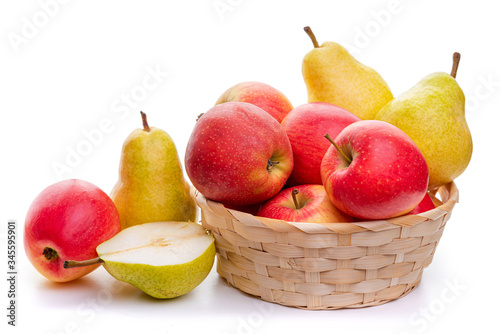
[375,52,473,189]
[302,26,393,120]
[111,112,196,229]
[64,221,215,299]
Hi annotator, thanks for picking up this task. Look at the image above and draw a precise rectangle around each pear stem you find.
[291,189,300,210]
[64,257,103,269]
[324,134,352,163]
[140,111,151,132]
[304,26,319,48]
[450,52,461,78]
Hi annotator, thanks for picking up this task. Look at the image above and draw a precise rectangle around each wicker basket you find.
[192,182,458,310]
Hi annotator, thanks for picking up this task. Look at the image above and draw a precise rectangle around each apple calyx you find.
[304,26,319,48]
[63,257,104,269]
[291,189,301,210]
[267,159,280,172]
[140,111,151,132]
[324,134,352,164]
[196,113,204,121]
[43,247,58,261]
[450,52,461,79]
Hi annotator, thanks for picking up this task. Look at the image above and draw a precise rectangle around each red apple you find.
[225,202,263,216]
[24,179,121,282]
[215,81,293,123]
[185,102,293,207]
[407,193,436,215]
[320,120,429,220]
[353,193,436,221]
[257,184,353,223]
[281,102,360,186]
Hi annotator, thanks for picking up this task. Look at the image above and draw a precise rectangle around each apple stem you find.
[63,257,104,269]
[304,26,319,48]
[324,134,352,163]
[140,111,151,132]
[450,52,461,78]
[43,247,58,261]
[291,189,300,210]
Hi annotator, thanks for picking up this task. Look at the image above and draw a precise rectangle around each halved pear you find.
[65,221,215,299]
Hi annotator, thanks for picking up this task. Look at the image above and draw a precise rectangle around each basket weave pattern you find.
[193,182,458,310]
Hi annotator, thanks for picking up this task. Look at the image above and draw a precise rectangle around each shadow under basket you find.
[192,182,458,310]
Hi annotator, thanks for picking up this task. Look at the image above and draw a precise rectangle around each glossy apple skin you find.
[320,120,429,220]
[185,102,294,207]
[215,81,293,123]
[354,192,436,221]
[407,193,436,215]
[257,184,353,223]
[24,179,121,282]
[281,102,360,186]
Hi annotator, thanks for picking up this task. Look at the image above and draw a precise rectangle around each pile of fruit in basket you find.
[24,27,472,300]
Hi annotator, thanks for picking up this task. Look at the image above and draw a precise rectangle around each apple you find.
[407,193,436,215]
[215,81,293,123]
[225,202,263,216]
[24,179,121,282]
[320,120,429,220]
[281,102,360,186]
[185,102,293,207]
[353,193,436,221]
[256,184,353,223]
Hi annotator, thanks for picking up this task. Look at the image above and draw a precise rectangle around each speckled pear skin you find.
[111,125,196,229]
[302,41,393,120]
[99,240,215,299]
[375,72,473,189]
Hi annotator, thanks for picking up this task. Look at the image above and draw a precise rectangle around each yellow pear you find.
[375,53,473,189]
[111,112,196,229]
[302,26,393,120]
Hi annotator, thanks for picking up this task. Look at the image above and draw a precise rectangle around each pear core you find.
[97,221,213,266]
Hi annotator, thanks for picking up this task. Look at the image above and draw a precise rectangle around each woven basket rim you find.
[192,182,458,235]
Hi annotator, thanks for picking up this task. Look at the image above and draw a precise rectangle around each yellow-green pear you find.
[375,53,473,189]
[64,222,215,299]
[302,26,393,120]
[111,112,196,229]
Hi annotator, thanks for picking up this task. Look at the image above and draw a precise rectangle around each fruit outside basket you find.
[191,182,458,310]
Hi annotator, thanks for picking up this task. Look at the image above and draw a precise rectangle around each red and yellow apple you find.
[321,120,429,220]
[24,179,121,282]
[281,102,360,186]
[215,81,293,123]
[256,184,353,223]
[185,102,294,207]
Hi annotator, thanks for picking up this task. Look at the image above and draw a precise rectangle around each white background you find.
[1,1,499,333]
